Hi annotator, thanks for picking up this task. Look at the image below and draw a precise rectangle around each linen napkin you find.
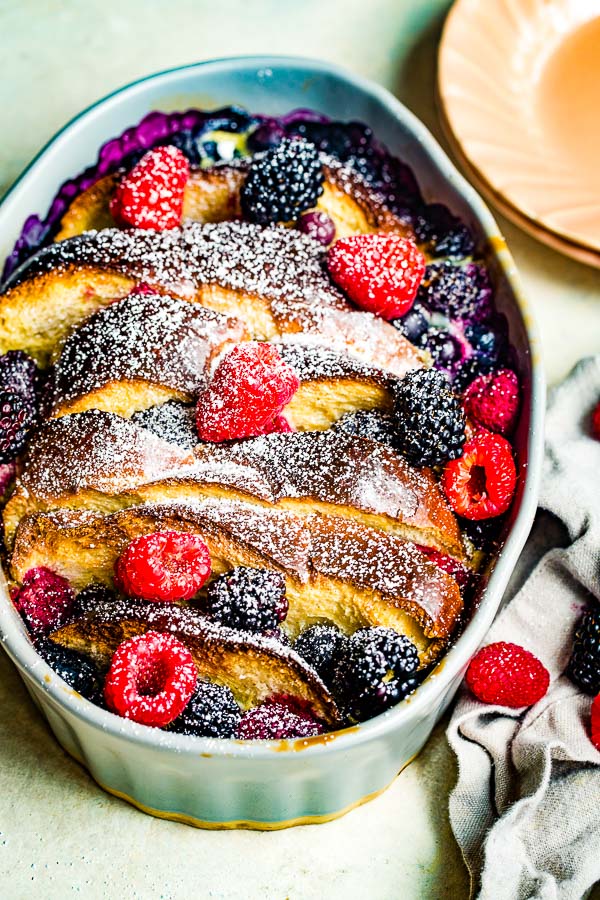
[447,356,600,900]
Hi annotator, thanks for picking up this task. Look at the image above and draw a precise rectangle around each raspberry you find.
[14,567,75,637]
[293,625,349,687]
[591,401,600,440]
[36,639,101,701]
[0,389,37,463]
[392,369,466,467]
[442,431,516,520]
[104,631,197,728]
[206,567,288,633]
[241,138,323,225]
[327,234,426,320]
[464,369,520,435]
[196,342,299,442]
[567,606,600,695]
[465,641,550,707]
[169,682,242,738]
[115,532,211,602]
[591,694,600,752]
[332,627,420,722]
[237,699,324,740]
[110,146,189,230]
[415,546,472,589]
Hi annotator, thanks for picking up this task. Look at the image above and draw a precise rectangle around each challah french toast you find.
[49,290,395,423]
[49,597,341,725]
[4,410,463,558]
[54,156,412,243]
[12,501,462,659]
[1,106,520,739]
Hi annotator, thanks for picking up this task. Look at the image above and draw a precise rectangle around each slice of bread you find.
[4,411,464,559]
[50,597,341,724]
[0,223,425,374]
[54,157,413,243]
[12,500,463,662]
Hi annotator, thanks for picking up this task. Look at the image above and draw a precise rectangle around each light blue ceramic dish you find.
[0,56,545,829]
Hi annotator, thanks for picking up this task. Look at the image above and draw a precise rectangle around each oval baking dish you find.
[0,56,544,829]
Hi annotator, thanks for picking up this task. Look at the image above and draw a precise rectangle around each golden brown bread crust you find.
[51,292,248,418]
[0,223,426,374]
[49,597,341,724]
[50,290,395,424]
[12,501,462,659]
[4,411,464,558]
[53,158,412,243]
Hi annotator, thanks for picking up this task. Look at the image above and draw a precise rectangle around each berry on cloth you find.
[332,626,420,722]
[110,145,189,230]
[442,431,516,520]
[392,368,466,467]
[206,566,288,633]
[169,681,242,738]
[13,567,75,637]
[237,698,324,740]
[465,641,550,707]
[0,389,37,463]
[114,531,211,602]
[591,400,600,440]
[591,694,600,752]
[196,342,299,442]
[240,138,323,225]
[104,631,197,727]
[567,606,600,696]
[464,369,520,435]
[327,233,425,320]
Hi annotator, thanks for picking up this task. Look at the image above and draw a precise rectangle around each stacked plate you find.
[438,0,600,267]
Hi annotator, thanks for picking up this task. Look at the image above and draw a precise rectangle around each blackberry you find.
[460,515,503,552]
[169,682,242,738]
[0,390,37,463]
[392,369,466,467]
[241,138,323,225]
[331,410,396,448]
[567,606,600,696]
[332,627,419,722]
[413,203,475,258]
[247,121,286,152]
[71,583,117,620]
[293,625,349,686]
[36,639,101,702]
[132,401,198,449]
[453,356,497,392]
[417,262,492,323]
[206,567,288,633]
[392,302,429,344]
[0,350,40,401]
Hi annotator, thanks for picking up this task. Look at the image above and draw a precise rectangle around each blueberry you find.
[297,210,336,245]
[392,303,429,343]
[421,330,463,367]
[167,130,202,166]
[248,121,286,152]
[464,323,505,364]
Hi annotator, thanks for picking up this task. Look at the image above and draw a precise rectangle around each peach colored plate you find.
[438,0,600,267]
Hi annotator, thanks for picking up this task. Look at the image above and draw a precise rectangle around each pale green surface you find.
[0,1,598,898]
